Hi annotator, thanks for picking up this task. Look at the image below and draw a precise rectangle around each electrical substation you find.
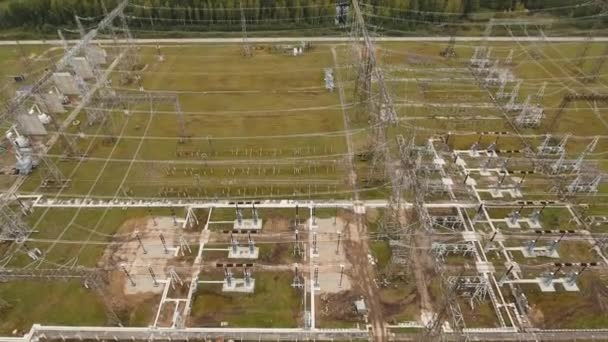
[1,1,608,341]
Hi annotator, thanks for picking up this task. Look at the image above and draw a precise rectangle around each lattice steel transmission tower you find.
[349,0,398,186]
[575,0,608,69]
[0,202,30,242]
[240,0,253,57]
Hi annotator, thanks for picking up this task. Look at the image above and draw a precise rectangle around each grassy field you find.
[516,273,608,329]
[0,207,170,331]
[1,41,607,203]
[190,271,302,327]
[1,37,608,331]
[0,281,107,334]
[12,43,357,201]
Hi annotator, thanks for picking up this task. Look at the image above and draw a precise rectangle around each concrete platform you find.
[462,231,479,242]
[475,261,495,273]
[509,189,523,198]
[354,204,366,214]
[222,278,255,293]
[233,219,263,230]
[228,246,259,259]
[536,278,556,292]
[521,247,536,258]
[562,280,580,292]
[490,189,505,198]
[480,169,493,177]
[505,218,521,229]
[525,219,542,229]
[521,246,559,258]
[535,247,560,258]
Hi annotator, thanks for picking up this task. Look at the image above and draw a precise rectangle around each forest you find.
[0,0,601,37]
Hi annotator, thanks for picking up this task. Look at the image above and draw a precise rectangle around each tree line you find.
[0,0,600,36]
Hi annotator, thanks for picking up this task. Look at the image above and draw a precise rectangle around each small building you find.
[354,298,368,315]
[16,85,33,98]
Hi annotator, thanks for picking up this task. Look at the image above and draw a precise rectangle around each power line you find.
[127,2,333,11]
[360,1,595,16]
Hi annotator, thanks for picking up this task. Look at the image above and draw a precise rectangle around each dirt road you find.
[410,231,435,316]
[342,215,386,341]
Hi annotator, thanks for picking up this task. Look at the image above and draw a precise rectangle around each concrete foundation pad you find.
[462,231,479,242]
[509,189,523,198]
[420,310,435,327]
[490,189,504,198]
[228,246,259,259]
[354,204,366,214]
[465,178,477,186]
[222,278,255,293]
[117,217,180,295]
[505,219,521,229]
[521,247,560,258]
[442,177,454,186]
[233,219,263,230]
[536,278,556,292]
[535,247,560,258]
[526,219,542,229]
[434,158,446,166]
[521,247,536,258]
[561,280,580,292]
[480,170,493,177]
[475,261,495,273]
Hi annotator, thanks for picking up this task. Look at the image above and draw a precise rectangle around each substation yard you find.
[1,31,608,341]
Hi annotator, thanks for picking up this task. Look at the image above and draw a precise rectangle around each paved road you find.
[0,36,607,45]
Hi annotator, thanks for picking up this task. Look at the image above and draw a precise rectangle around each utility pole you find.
[240,0,253,57]
[15,41,32,77]
[584,44,608,83]
[439,27,457,59]
[350,0,397,187]
[575,0,608,69]
[39,155,71,189]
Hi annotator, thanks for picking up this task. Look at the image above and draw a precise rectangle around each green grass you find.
[378,280,419,323]
[0,281,107,334]
[5,207,172,268]
[370,240,391,271]
[6,43,353,200]
[0,280,160,334]
[4,40,606,201]
[190,271,302,327]
[522,274,608,329]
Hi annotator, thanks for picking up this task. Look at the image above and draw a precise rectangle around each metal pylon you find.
[240,0,252,57]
